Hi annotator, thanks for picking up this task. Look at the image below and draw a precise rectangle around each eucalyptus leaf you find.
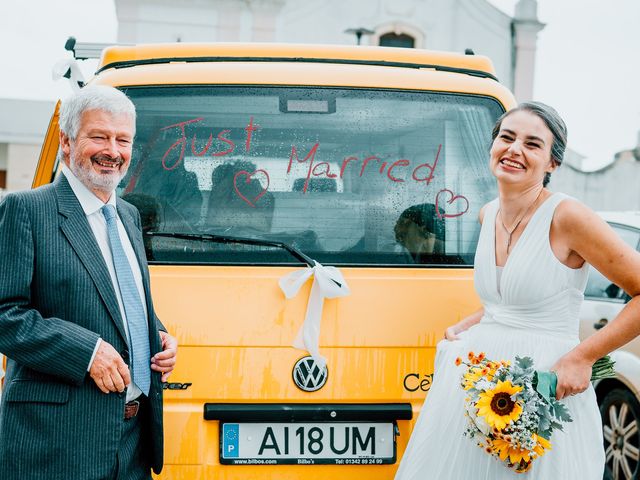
[552,402,573,423]
[516,356,534,370]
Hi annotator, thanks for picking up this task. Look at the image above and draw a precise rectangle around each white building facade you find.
[0,99,55,195]
[115,0,544,101]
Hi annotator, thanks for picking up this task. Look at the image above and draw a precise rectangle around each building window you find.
[379,33,415,48]
[372,23,424,49]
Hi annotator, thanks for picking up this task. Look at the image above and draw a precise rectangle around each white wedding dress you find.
[395,193,605,479]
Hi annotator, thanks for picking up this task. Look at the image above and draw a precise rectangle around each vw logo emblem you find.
[292,356,328,392]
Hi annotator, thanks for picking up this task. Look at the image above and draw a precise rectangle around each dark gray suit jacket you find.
[0,175,164,479]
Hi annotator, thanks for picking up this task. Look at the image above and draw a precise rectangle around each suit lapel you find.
[56,176,129,344]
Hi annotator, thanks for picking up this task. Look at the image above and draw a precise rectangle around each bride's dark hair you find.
[491,102,567,187]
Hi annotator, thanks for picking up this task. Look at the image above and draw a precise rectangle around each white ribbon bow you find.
[279,261,350,369]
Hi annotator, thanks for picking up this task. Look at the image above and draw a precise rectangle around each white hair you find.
[59,85,136,140]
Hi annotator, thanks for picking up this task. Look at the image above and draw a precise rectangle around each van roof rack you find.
[55,37,122,91]
[99,43,499,81]
[64,36,125,60]
[62,37,498,82]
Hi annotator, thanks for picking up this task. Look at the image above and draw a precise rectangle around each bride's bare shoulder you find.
[552,196,596,230]
[479,202,492,225]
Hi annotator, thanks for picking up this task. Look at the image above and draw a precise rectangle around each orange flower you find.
[477,352,486,361]
[468,351,475,361]
[455,357,462,366]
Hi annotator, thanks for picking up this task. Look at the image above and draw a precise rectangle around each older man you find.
[0,85,177,479]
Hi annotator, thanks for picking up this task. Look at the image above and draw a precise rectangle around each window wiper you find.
[147,231,316,268]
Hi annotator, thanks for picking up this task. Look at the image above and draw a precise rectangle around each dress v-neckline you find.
[491,193,557,297]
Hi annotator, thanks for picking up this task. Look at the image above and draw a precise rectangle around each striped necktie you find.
[102,204,151,396]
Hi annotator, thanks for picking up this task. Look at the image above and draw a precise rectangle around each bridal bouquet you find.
[456,352,615,474]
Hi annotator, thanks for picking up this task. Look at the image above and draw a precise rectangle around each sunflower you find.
[491,437,531,465]
[462,367,485,390]
[476,380,523,430]
[489,435,544,474]
[532,434,552,457]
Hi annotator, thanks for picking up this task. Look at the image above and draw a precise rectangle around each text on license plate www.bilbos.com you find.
[220,422,396,465]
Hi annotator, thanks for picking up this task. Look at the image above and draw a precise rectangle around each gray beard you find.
[69,155,128,195]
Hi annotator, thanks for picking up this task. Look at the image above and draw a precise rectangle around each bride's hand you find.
[444,326,460,341]
[444,308,483,342]
[551,352,592,400]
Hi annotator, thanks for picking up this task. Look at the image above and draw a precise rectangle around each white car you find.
[579,211,640,480]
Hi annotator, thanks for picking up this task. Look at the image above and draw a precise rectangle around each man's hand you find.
[152,331,178,382]
[89,341,131,393]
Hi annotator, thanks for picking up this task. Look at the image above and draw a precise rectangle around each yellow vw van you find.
[35,41,516,479]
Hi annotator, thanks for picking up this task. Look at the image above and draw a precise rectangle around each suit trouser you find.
[109,396,152,480]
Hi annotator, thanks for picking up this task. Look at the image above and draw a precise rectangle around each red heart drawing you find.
[435,188,470,219]
[233,169,270,207]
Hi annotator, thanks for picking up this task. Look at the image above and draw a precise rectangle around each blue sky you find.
[0,0,638,170]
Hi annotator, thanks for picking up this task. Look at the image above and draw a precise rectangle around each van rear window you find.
[119,86,503,266]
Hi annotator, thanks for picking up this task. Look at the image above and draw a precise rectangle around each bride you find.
[395,102,640,479]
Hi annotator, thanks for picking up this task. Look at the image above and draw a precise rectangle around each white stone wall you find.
[0,143,8,172]
[117,0,220,42]
[6,144,41,192]
[0,98,55,193]
[453,0,514,88]
[551,153,640,211]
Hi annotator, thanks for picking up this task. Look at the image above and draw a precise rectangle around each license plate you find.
[220,422,396,465]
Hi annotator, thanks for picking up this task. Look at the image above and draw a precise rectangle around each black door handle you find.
[594,318,608,330]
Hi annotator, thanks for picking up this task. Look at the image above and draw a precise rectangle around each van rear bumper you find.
[203,403,413,422]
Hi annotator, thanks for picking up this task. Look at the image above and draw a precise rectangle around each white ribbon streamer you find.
[0,354,4,398]
[51,58,85,92]
[279,261,350,369]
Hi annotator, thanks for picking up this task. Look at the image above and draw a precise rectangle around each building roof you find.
[0,98,55,144]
